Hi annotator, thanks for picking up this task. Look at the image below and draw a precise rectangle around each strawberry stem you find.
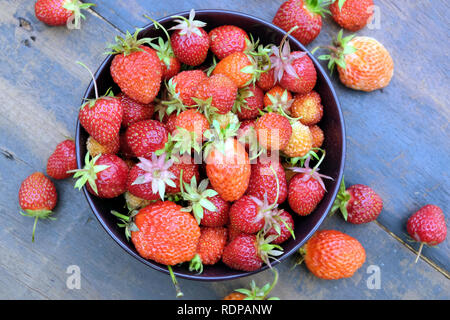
[167,265,184,298]
[77,61,98,99]
[415,243,424,264]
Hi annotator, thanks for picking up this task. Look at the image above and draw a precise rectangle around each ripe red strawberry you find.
[34,0,94,28]
[194,74,238,116]
[246,156,288,205]
[287,156,333,216]
[46,139,77,179]
[222,233,283,272]
[407,205,447,263]
[273,0,328,45]
[71,153,129,198]
[266,209,294,244]
[332,178,383,224]
[237,119,257,150]
[19,172,57,242]
[166,70,208,108]
[255,112,292,151]
[330,0,374,31]
[86,135,120,157]
[270,40,317,94]
[256,69,276,92]
[190,226,228,272]
[124,119,168,159]
[233,85,265,120]
[108,30,162,104]
[229,196,266,234]
[209,25,250,60]
[118,93,154,128]
[119,132,135,158]
[163,113,178,134]
[169,9,210,66]
[165,156,200,195]
[201,194,230,227]
[174,109,210,143]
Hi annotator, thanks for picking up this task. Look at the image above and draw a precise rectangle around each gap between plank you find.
[87,8,124,34]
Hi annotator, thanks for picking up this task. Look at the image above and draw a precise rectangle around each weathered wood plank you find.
[91,0,450,272]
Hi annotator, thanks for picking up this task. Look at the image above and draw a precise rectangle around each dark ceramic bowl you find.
[76,9,346,281]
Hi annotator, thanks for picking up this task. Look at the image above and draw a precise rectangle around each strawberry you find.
[212,52,255,88]
[194,74,238,117]
[124,119,168,159]
[246,156,288,205]
[118,93,154,128]
[332,178,383,224]
[209,25,250,60]
[34,0,94,28]
[204,122,251,202]
[124,191,152,211]
[282,121,313,158]
[169,9,210,66]
[108,30,162,104]
[330,0,374,31]
[119,132,135,159]
[165,156,200,195]
[256,69,276,92]
[46,139,77,179]
[211,112,240,130]
[163,113,178,134]
[222,233,283,272]
[227,223,245,243]
[270,38,317,94]
[233,84,265,120]
[224,269,280,300]
[407,205,447,263]
[301,230,366,279]
[266,210,295,244]
[86,135,120,158]
[287,155,333,215]
[71,152,129,198]
[201,194,230,227]
[229,196,266,234]
[263,86,294,114]
[19,172,57,242]
[273,0,328,45]
[291,91,323,125]
[237,119,257,150]
[126,154,177,201]
[174,109,210,143]
[315,31,394,92]
[255,112,292,151]
[165,70,208,110]
[131,201,200,265]
[309,124,324,148]
[189,226,228,272]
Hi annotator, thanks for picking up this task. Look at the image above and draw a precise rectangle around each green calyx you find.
[105,28,153,56]
[180,176,218,224]
[188,254,204,274]
[191,97,218,123]
[20,209,56,242]
[330,176,350,220]
[256,231,284,269]
[63,0,95,29]
[110,209,139,241]
[312,29,357,73]
[144,15,175,67]
[156,129,202,159]
[161,79,188,115]
[68,152,110,195]
[284,147,322,167]
[203,120,240,158]
[232,86,255,114]
[334,0,347,11]
[304,0,332,17]
[235,268,280,300]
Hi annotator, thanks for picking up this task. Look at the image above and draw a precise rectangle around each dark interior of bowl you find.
[76,9,346,281]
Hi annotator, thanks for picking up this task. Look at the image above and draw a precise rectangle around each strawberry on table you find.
[34,0,94,28]
[46,139,77,180]
[19,172,57,242]
[407,205,447,263]
[209,25,250,60]
[169,9,210,66]
[108,29,163,104]
[330,0,374,31]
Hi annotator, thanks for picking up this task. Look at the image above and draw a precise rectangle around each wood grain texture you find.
[90,0,450,272]
[0,0,448,300]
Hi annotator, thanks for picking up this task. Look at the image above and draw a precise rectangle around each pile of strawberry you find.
[69,9,336,277]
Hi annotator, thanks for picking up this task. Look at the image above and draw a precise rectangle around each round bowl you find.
[75,9,346,281]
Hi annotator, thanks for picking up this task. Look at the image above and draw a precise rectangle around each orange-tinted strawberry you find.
[255,112,292,151]
[282,121,313,158]
[309,125,324,148]
[302,230,366,279]
[118,93,154,128]
[34,0,94,28]
[209,25,250,60]
[131,201,200,265]
[109,30,163,104]
[256,69,276,91]
[169,9,210,66]
[263,85,294,114]
[291,91,323,125]
[330,0,374,31]
[19,172,57,242]
[204,123,250,202]
[46,139,77,180]
[233,85,265,120]
[72,153,129,199]
[212,52,254,88]
[125,119,168,158]
[273,0,327,45]
[174,109,210,142]
[318,31,394,92]
[192,226,228,268]
[223,292,247,300]
[194,74,238,115]
[167,70,208,107]
[86,135,120,157]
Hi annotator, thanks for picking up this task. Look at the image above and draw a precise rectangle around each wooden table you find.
[0,0,448,299]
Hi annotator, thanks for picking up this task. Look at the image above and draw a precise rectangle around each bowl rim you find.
[75,8,346,281]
